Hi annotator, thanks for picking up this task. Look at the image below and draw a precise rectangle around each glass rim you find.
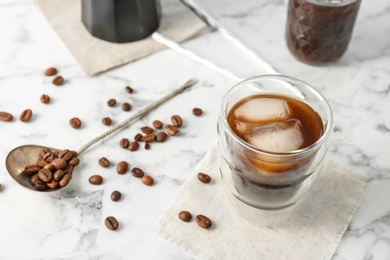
[221,74,334,157]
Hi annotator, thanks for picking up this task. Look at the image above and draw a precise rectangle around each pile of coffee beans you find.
[23,148,80,191]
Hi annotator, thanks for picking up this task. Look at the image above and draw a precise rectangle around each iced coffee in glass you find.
[217,75,333,214]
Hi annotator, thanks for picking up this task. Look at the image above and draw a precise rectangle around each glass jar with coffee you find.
[285,0,361,65]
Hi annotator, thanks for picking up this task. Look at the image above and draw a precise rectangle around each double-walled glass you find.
[217,75,333,213]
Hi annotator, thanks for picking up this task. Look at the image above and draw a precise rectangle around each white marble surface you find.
[0,0,389,259]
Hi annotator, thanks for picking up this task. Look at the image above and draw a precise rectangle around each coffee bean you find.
[51,158,67,170]
[107,98,117,107]
[53,170,65,181]
[144,142,150,150]
[20,109,32,122]
[111,191,122,201]
[43,163,55,172]
[38,169,53,183]
[116,161,129,174]
[141,126,154,134]
[0,112,13,122]
[36,159,47,168]
[134,133,143,141]
[45,67,57,76]
[178,211,192,222]
[105,216,119,230]
[30,174,40,185]
[64,165,74,175]
[131,167,144,178]
[99,157,110,168]
[59,149,75,161]
[102,117,112,126]
[152,120,163,129]
[35,180,47,191]
[42,152,54,163]
[142,133,155,142]
[195,215,212,229]
[121,102,131,111]
[155,132,168,142]
[120,138,130,148]
[40,94,51,104]
[39,148,52,158]
[197,172,211,184]
[69,117,82,129]
[68,157,80,166]
[165,124,179,136]
[128,141,139,151]
[192,108,203,116]
[88,175,103,185]
[141,175,154,186]
[52,76,64,86]
[24,164,42,175]
[171,115,183,127]
[125,86,133,93]
[59,174,72,187]
[46,179,59,189]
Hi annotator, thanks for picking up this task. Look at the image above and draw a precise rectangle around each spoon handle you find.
[77,78,198,155]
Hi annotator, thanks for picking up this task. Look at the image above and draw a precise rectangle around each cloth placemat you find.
[33,0,206,76]
[158,146,367,260]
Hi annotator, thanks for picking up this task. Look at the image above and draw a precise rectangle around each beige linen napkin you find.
[158,146,367,260]
[33,0,206,76]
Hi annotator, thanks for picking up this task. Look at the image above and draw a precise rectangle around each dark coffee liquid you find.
[228,94,323,153]
[286,0,361,65]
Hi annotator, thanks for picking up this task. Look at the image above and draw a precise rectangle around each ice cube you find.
[234,98,290,122]
[234,120,259,136]
[244,119,304,153]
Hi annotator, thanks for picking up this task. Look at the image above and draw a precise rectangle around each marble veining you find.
[1,0,390,259]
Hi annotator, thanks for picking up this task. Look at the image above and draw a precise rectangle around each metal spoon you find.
[5,78,198,192]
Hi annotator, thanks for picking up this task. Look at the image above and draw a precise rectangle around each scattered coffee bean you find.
[52,76,64,86]
[134,133,143,141]
[44,67,58,76]
[120,138,130,148]
[141,126,154,134]
[155,132,168,142]
[142,133,155,142]
[0,112,13,122]
[20,109,32,122]
[107,98,117,107]
[121,102,131,111]
[195,214,212,229]
[141,175,154,186]
[165,124,179,136]
[144,142,150,150]
[197,172,211,184]
[59,174,72,187]
[131,167,144,178]
[192,107,203,116]
[105,216,119,230]
[102,117,112,126]
[116,161,129,174]
[40,94,51,104]
[171,115,183,127]
[38,168,53,183]
[152,120,163,129]
[69,117,82,129]
[125,86,133,93]
[178,211,192,222]
[128,141,139,151]
[89,175,103,185]
[99,157,110,168]
[111,191,122,202]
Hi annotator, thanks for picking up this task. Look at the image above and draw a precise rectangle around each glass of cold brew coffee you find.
[217,75,333,220]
